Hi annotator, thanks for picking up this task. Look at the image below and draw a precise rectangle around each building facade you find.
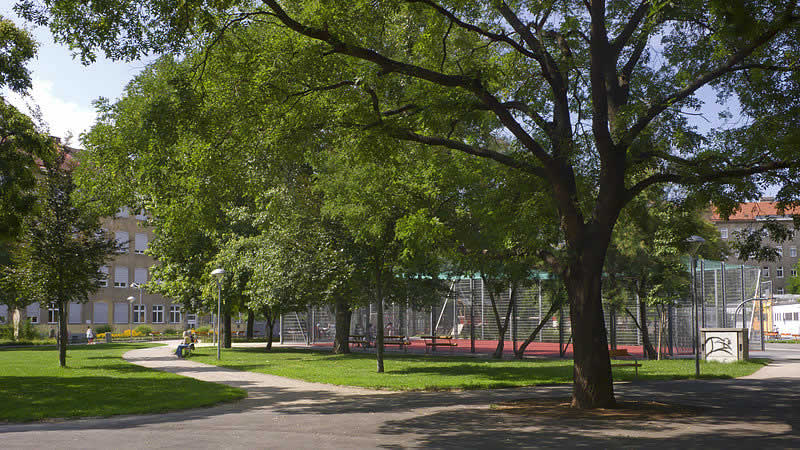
[710,200,800,295]
[5,207,195,336]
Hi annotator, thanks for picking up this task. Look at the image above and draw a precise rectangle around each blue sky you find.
[2,1,154,147]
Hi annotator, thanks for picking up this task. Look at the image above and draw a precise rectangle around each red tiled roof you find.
[711,201,800,221]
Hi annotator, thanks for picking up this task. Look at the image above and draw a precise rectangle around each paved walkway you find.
[1,344,799,449]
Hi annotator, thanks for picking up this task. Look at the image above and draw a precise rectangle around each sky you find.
[1,1,154,147]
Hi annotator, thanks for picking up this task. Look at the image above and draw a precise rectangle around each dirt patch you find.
[492,398,705,420]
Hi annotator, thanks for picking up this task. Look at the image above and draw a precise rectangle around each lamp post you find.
[130,282,144,339]
[211,268,225,360]
[127,296,136,341]
[686,235,705,378]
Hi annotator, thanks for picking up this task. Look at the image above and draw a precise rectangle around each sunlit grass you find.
[190,347,769,391]
[0,344,246,422]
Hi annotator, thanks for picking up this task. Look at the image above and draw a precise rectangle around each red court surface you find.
[313,338,652,358]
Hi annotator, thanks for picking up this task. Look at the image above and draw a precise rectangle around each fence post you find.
[740,265,746,329]
[470,278,475,353]
[700,259,706,328]
[279,314,284,344]
[481,278,485,339]
[558,306,565,358]
[538,279,543,343]
[721,262,727,327]
[668,306,674,357]
[511,286,517,354]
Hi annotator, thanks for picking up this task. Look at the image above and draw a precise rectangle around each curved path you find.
[1,344,799,449]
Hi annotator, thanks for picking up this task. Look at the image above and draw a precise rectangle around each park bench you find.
[421,335,458,353]
[609,348,641,378]
[383,335,410,352]
[348,334,370,349]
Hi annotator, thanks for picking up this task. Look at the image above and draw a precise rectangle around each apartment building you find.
[710,199,800,295]
[7,207,194,336]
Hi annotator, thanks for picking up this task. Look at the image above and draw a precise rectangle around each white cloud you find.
[5,78,97,148]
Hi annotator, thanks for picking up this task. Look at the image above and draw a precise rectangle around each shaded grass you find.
[189,347,769,391]
[0,344,246,422]
[0,338,57,346]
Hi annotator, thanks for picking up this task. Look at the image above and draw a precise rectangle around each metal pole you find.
[559,306,565,357]
[759,298,765,351]
[668,305,674,357]
[692,256,700,377]
[216,280,221,360]
[740,265,746,329]
[721,262,727,327]
[279,314,284,344]
[470,278,475,353]
[480,278,485,339]
[700,259,706,328]
[714,269,719,327]
[511,287,517,353]
[635,290,641,345]
[538,279,543,343]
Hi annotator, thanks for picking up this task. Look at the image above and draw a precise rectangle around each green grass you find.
[0,343,246,422]
[0,338,57,346]
[189,347,769,391]
[767,339,800,344]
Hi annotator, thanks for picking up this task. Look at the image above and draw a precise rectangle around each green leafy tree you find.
[9,151,117,366]
[31,1,800,407]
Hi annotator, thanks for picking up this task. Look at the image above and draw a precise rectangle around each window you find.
[114,303,129,323]
[99,266,109,287]
[115,231,129,253]
[116,207,129,218]
[776,247,783,257]
[133,304,145,323]
[0,304,7,323]
[134,233,148,254]
[134,268,148,286]
[93,302,108,324]
[68,303,82,324]
[169,305,181,323]
[776,287,785,295]
[114,267,128,288]
[48,305,58,323]
[720,228,728,239]
[795,312,800,321]
[135,210,148,221]
[152,305,164,324]
[792,247,798,258]
[784,312,793,320]
[187,314,197,326]
[27,303,39,323]
[793,269,798,277]
[777,266,784,278]
[763,266,770,278]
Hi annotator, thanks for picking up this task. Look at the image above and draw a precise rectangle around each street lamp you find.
[131,282,144,337]
[211,268,225,360]
[127,296,136,341]
[686,235,705,378]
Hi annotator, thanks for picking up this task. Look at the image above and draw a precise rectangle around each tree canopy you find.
[26,0,800,408]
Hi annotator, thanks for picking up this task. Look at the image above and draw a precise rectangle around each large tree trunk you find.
[265,311,274,351]
[58,302,68,367]
[333,297,351,354]
[246,310,254,340]
[223,313,232,348]
[567,266,615,409]
[636,293,657,359]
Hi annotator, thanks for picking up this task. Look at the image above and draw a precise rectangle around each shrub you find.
[195,326,210,334]
[163,328,177,335]
[135,325,153,335]
[95,325,113,334]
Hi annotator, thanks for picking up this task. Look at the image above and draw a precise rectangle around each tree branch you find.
[609,1,651,56]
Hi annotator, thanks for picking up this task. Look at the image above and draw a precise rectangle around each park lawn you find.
[189,347,769,390]
[0,343,246,423]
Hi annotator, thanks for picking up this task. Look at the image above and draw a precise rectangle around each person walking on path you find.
[86,327,94,344]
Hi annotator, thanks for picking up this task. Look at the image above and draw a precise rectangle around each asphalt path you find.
[1,343,798,449]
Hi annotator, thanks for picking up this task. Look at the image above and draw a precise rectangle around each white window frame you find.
[169,305,181,324]
[776,247,783,257]
[777,266,784,278]
[114,266,128,288]
[152,305,164,324]
[133,304,145,324]
[115,231,129,253]
[134,233,148,254]
[792,247,798,258]
[116,207,129,218]
[776,287,785,295]
[99,266,109,287]
[763,266,770,278]
[793,268,798,277]
[720,228,728,239]
[47,305,59,324]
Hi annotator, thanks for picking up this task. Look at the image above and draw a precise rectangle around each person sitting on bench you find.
[176,330,193,358]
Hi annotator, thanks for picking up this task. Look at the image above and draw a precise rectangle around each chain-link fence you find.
[279,261,766,356]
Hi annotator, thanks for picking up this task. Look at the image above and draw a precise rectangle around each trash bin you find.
[701,328,749,362]
[105,331,113,343]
